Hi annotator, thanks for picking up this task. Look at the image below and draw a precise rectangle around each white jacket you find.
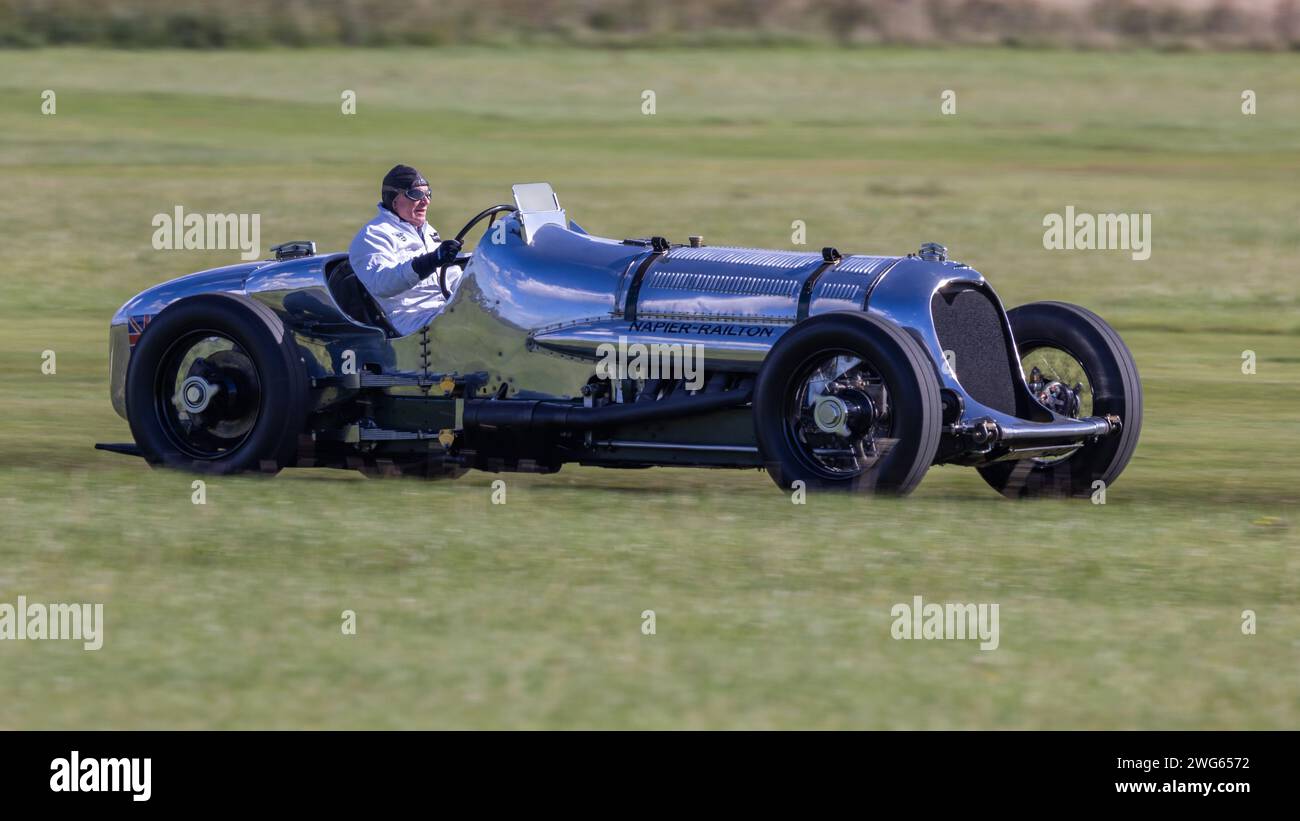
[347,205,462,336]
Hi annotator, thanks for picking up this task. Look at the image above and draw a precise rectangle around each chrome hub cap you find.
[179,375,218,414]
[813,394,850,435]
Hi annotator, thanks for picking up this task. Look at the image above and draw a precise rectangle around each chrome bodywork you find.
[864,255,1109,456]
[109,183,1115,465]
[109,262,263,417]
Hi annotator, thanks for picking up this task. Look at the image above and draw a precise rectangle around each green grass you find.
[0,47,1297,728]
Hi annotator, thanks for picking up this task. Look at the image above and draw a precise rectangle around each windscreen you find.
[512,182,560,213]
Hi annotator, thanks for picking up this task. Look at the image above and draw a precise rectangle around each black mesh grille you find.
[930,286,1017,414]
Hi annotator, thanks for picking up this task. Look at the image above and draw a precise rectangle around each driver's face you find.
[393,187,430,227]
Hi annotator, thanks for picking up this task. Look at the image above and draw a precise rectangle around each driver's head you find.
[381,164,430,228]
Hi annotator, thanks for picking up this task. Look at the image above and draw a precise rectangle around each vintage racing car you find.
[101,183,1142,497]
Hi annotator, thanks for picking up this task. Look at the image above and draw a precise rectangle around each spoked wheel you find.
[126,294,308,475]
[156,333,262,460]
[754,311,941,494]
[1018,345,1093,465]
[978,301,1142,498]
[786,351,894,478]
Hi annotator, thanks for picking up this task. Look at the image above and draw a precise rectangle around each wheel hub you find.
[812,395,848,434]
[179,374,218,414]
[788,353,889,478]
[157,335,262,460]
[812,389,875,437]
[1027,366,1082,418]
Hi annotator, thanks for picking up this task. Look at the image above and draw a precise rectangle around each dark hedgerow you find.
[0,0,1298,50]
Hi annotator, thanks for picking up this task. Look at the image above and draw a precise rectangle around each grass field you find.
[0,46,1297,729]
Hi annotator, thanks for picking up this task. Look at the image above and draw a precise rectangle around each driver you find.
[347,164,464,335]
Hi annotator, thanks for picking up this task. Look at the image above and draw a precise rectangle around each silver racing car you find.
[101,183,1142,497]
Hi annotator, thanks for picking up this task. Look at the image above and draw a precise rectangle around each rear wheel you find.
[125,294,308,475]
[978,301,1142,498]
[753,311,942,494]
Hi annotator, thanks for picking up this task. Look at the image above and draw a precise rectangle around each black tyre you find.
[978,301,1142,498]
[753,311,942,494]
[125,293,309,475]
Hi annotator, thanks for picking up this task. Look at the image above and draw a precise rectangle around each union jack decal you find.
[127,314,153,349]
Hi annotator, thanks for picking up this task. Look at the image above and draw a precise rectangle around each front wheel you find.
[125,293,309,475]
[753,311,942,495]
[978,301,1142,498]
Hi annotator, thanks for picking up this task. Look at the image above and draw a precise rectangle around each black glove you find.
[411,239,463,278]
[435,238,462,265]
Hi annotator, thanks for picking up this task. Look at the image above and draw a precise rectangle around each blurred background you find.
[0,1,1296,729]
[2,0,1300,49]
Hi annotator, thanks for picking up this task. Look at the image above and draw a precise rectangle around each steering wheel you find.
[437,204,518,298]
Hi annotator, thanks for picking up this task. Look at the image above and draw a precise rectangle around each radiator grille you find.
[930,286,1018,415]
